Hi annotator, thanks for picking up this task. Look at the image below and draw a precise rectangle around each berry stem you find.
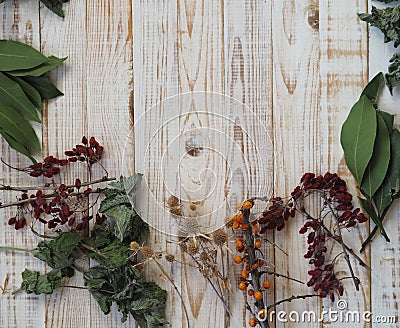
[324,198,361,291]
[258,271,304,284]
[0,177,116,209]
[266,294,319,311]
[242,208,269,328]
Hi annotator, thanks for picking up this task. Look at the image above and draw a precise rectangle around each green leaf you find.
[83,220,113,249]
[341,95,377,184]
[361,72,385,105]
[110,174,143,193]
[9,76,43,109]
[19,269,62,295]
[99,193,130,213]
[7,56,67,77]
[0,72,40,122]
[358,6,400,47]
[22,76,63,100]
[0,130,36,163]
[39,0,69,18]
[378,110,394,132]
[361,113,391,198]
[387,129,400,195]
[373,179,393,217]
[87,240,130,267]
[84,265,167,325]
[105,205,136,241]
[0,104,41,157]
[359,197,390,241]
[0,40,47,71]
[33,231,82,269]
[386,53,400,94]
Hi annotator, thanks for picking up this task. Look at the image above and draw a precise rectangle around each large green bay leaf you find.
[9,75,43,109]
[341,95,377,185]
[387,129,400,195]
[0,72,40,122]
[361,72,385,105]
[0,40,47,71]
[361,112,391,198]
[7,56,67,77]
[0,104,40,153]
[22,75,63,100]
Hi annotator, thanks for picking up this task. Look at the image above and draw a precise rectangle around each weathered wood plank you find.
[133,1,181,327]
[0,2,44,328]
[39,1,91,327]
[85,0,135,326]
[272,1,322,326]
[319,1,370,327]
[224,0,274,326]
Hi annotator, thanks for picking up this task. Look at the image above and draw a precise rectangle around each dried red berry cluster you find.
[299,220,343,300]
[6,137,105,231]
[258,197,295,232]
[21,137,103,179]
[64,136,103,165]
[294,172,368,228]
[26,156,68,178]
[256,172,367,301]
[7,182,95,230]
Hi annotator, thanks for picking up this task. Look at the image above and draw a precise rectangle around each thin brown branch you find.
[267,294,319,311]
[259,271,304,284]
[0,177,116,209]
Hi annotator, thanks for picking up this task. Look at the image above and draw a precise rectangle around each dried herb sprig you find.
[0,138,168,327]
[231,172,368,328]
[0,0,69,17]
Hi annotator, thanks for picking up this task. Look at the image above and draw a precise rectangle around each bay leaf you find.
[22,76,63,100]
[341,95,377,185]
[0,40,47,71]
[0,72,40,122]
[361,113,391,198]
[9,76,43,109]
[7,56,67,77]
[361,72,385,105]
[0,104,40,153]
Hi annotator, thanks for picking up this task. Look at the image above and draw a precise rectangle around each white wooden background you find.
[0,1,399,327]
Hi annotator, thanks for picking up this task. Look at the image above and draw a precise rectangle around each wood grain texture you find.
[1,0,400,327]
[319,2,371,328]
[367,2,400,327]
[272,1,322,326]
[0,2,45,328]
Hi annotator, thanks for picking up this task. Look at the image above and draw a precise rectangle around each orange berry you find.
[241,270,249,279]
[253,225,260,233]
[236,245,245,252]
[245,264,250,271]
[236,238,244,248]
[248,289,254,296]
[254,291,263,301]
[234,255,242,264]
[238,282,247,291]
[252,263,259,270]
[243,200,253,210]
[254,239,262,248]
[242,224,250,230]
[237,213,244,223]
[258,259,265,266]
[263,280,271,289]
[249,317,257,327]
[232,221,240,229]
[237,203,243,211]
[243,257,250,264]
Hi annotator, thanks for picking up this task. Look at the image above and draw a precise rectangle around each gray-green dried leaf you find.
[386,53,400,94]
[358,5,400,47]
[19,269,62,295]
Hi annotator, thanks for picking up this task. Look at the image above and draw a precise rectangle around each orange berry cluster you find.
[232,200,272,327]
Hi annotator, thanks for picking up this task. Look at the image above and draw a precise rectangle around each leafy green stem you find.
[0,246,32,252]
